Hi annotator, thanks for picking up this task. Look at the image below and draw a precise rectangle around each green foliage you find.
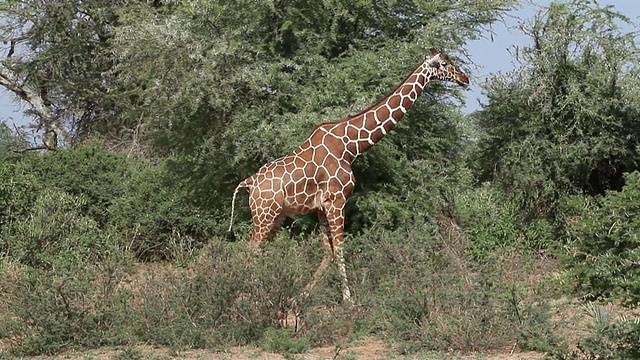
[10,144,134,226]
[0,161,41,233]
[1,188,116,269]
[346,225,559,353]
[454,184,556,258]
[1,213,563,357]
[113,347,145,360]
[0,144,216,261]
[260,328,310,358]
[5,265,132,355]
[0,0,155,141]
[0,122,29,160]
[130,235,316,349]
[566,171,640,308]
[554,305,640,360]
[574,319,640,359]
[474,0,640,218]
[107,162,217,260]
[7,0,630,357]
[99,0,515,231]
[0,212,131,355]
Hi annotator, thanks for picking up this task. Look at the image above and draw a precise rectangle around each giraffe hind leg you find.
[249,206,285,244]
[323,199,353,304]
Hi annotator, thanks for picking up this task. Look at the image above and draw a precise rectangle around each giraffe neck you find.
[340,62,437,159]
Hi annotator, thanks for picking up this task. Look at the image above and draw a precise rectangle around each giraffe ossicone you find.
[227,47,469,303]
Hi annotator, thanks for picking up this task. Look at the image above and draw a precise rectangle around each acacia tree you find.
[1,0,516,232]
[473,0,640,218]
[0,0,165,148]
[107,0,514,227]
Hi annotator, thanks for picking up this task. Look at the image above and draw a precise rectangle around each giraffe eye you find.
[439,60,448,67]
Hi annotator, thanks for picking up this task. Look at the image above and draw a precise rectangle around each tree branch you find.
[0,60,69,148]
[7,36,29,58]
[11,144,50,153]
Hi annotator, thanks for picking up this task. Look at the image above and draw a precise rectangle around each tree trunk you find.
[0,62,68,149]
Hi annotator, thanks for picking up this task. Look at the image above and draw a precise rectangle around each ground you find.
[19,340,545,360]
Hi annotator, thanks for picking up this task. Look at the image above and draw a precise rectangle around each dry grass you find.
[12,340,546,360]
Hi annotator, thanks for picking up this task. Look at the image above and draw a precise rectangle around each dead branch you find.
[12,145,51,153]
[127,113,144,157]
[7,35,29,58]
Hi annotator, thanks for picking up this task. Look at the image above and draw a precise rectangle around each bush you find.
[260,327,310,357]
[1,189,118,269]
[554,171,640,360]
[0,162,42,235]
[452,184,556,259]
[0,262,133,355]
[0,184,565,356]
[130,235,317,349]
[1,144,220,262]
[347,222,560,353]
[566,171,640,308]
[554,306,640,360]
[107,163,217,261]
[11,144,135,227]
[0,187,135,355]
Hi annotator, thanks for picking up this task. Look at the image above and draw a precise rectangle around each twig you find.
[7,36,29,58]
[332,345,342,360]
[128,113,144,157]
[12,145,50,153]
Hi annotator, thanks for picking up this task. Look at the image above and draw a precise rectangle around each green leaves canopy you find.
[0,0,515,231]
[103,0,514,225]
[474,0,640,216]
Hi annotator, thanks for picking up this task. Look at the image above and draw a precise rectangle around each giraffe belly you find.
[282,183,326,216]
[282,191,322,216]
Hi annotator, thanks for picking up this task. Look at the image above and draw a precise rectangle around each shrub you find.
[555,171,640,360]
[554,306,640,360]
[131,235,316,349]
[347,223,560,353]
[2,144,220,262]
[454,184,556,259]
[0,188,135,355]
[260,327,310,357]
[1,188,119,269]
[566,171,640,308]
[0,162,42,236]
[12,144,135,227]
[1,262,133,355]
[107,163,217,261]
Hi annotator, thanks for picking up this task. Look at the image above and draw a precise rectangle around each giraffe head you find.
[426,48,469,86]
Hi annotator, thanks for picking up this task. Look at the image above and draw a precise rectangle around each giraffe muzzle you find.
[456,72,470,86]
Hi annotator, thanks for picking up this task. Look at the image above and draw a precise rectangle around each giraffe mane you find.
[312,58,426,131]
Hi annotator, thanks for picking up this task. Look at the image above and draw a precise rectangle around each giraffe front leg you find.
[324,202,353,305]
[305,211,332,294]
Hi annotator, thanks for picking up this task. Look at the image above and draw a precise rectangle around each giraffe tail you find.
[226,177,253,241]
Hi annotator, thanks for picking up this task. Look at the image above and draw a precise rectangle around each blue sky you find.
[463,0,640,114]
[1,0,638,127]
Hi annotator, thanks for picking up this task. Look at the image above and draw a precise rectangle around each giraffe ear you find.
[430,48,440,56]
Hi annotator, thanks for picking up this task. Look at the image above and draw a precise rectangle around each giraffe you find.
[227,48,469,303]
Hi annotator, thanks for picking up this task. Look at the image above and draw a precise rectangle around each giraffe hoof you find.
[224,230,237,242]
